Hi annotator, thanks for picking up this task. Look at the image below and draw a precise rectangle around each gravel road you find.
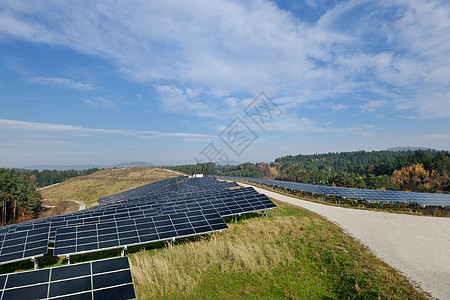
[73,200,86,210]
[241,183,450,300]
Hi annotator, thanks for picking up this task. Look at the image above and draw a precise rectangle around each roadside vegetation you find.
[129,200,427,299]
[40,167,177,208]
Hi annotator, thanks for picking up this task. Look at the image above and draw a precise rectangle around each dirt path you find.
[38,182,62,190]
[160,169,190,177]
[241,183,450,300]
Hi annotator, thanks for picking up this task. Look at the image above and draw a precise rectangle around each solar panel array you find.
[0,227,50,265]
[0,176,276,265]
[215,176,450,207]
[54,209,227,256]
[98,176,187,205]
[0,176,277,299]
[0,256,136,299]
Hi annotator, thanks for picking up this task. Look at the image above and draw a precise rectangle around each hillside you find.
[40,167,177,208]
[1,170,428,298]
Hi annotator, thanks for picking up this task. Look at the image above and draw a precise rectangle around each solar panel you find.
[98,176,188,205]
[0,227,50,265]
[0,256,136,299]
[0,176,276,266]
[215,176,450,207]
[54,210,228,256]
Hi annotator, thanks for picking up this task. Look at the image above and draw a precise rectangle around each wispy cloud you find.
[84,97,117,109]
[0,119,215,140]
[360,100,388,113]
[1,0,447,120]
[28,76,95,91]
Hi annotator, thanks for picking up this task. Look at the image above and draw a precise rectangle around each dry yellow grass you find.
[130,216,301,298]
[128,201,427,299]
[40,199,80,217]
[41,167,177,208]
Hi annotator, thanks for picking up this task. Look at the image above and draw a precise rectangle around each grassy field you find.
[2,171,427,298]
[129,200,427,299]
[40,167,178,208]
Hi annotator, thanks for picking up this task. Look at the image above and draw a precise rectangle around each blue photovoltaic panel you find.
[0,227,50,265]
[54,210,228,256]
[215,176,450,207]
[0,176,277,265]
[0,256,136,299]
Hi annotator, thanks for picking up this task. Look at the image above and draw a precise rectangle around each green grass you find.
[4,174,428,299]
[129,200,428,299]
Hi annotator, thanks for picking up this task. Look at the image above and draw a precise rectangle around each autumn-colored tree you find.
[29,174,38,188]
[391,163,436,192]
[269,167,278,179]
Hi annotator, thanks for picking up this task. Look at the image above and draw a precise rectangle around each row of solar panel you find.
[216,176,450,207]
[0,178,238,234]
[0,256,136,299]
[1,186,266,236]
[0,180,235,229]
[0,177,277,300]
[0,178,276,265]
[0,177,275,299]
[0,194,274,262]
[101,180,240,207]
[98,176,187,205]
[101,176,233,204]
[54,209,227,256]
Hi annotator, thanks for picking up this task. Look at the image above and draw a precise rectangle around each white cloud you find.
[28,76,95,91]
[0,0,448,120]
[0,119,215,140]
[155,85,230,119]
[331,103,347,111]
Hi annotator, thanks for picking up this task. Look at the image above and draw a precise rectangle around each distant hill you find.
[384,147,438,152]
[21,161,155,170]
[112,162,156,168]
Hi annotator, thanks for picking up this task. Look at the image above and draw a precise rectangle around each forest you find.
[169,150,450,193]
[14,168,101,188]
[0,168,42,225]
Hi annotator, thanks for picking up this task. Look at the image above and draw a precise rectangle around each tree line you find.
[14,168,101,188]
[168,150,449,193]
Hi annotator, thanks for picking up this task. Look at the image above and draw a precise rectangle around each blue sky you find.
[0,0,449,167]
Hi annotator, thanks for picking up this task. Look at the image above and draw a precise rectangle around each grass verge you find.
[129,200,428,299]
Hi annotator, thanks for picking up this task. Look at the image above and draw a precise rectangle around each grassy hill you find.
[34,168,426,298]
[40,167,178,208]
